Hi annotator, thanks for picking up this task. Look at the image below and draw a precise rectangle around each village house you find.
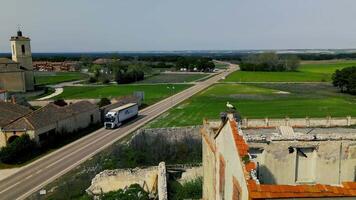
[0,101,33,147]
[202,114,356,200]
[0,101,100,147]
[33,61,79,72]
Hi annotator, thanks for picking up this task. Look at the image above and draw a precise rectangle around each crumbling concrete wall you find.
[242,116,356,129]
[158,162,168,200]
[134,126,201,143]
[249,140,356,185]
[86,166,158,196]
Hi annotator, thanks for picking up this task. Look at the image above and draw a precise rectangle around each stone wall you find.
[241,116,356,129]
[133,126,201,143]
[86,166,158,196]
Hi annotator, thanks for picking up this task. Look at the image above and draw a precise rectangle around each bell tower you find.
[10,29,34,91]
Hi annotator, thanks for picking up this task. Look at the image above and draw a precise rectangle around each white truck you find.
[104,103,139,129]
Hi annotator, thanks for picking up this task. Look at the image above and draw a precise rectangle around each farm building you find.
[0,101,100,147]
[202,114,356,200]
[0,101,33,147]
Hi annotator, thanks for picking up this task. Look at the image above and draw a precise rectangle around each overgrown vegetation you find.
[332,66,356,95]
[240,52,300,72]
[100,184,150,200]
[168,177,203,200]
[101,132,201,169]
[0,135,39,164]
[97,97,111,107]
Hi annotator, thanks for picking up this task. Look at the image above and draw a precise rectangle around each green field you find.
[55,84,192,106]
[224,60,356,82]
[138,73,208,84]
[35,72,88,86]
[147,83,356,127]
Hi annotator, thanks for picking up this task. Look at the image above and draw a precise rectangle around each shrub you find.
[0,134,39,164]
[101,184,149,200]
[97,97,111,108]
[168,177,203,200]
[53,99,67,107]
[88,76,97,83]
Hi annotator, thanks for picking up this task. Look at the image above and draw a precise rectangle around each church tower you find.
[10,30,34,91]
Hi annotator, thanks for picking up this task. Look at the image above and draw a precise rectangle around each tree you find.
[240,52,300,72]
[332,66,356,95]
[97,98,111,107]
[0,134,38,164]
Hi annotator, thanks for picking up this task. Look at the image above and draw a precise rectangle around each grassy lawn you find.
[138,73,208,84]
[55,84,192,106]
[147,83,356,127]
[35,72,88,86]
[224,60,356,82]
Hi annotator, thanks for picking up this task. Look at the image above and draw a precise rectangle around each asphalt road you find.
[0,63,236,200]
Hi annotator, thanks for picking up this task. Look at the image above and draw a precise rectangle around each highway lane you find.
[0,64,236,200]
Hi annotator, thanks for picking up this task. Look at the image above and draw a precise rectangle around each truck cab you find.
[104,103,138,129]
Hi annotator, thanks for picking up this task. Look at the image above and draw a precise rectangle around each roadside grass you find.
[55,84,192,106]
[224,59,356,82]
[35,72,88,86]
[137,73,208,84]
[147,83,356,128]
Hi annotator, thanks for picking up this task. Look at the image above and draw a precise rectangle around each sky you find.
[1,0,356,52]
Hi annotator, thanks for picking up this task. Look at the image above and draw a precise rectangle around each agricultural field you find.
[35,72,88,86]
[223,59,356,82]
[138,73,208,84]
[147,83,356,128]
[55,84,192,106]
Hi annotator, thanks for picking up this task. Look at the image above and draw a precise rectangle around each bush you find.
[97,97,111,107]
[168,177,203,200]
[88,76,97,83]
[101,184,149,200]
[332,66,356,95]
[0,134,39,164]
[53,99,68,107]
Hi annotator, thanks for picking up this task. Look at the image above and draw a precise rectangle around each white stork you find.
[226,102,236,110]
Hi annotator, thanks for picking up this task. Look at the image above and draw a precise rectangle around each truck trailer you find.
[104,103,139,129]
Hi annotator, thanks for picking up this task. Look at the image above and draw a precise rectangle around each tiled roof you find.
[4,101,98,131]
[0,102,32,127]
[228,119,356,199]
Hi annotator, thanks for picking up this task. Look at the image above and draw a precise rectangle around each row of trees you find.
[332,66,356,95]
[175,57,215,71]
[240,52,300,71]
[88,61,147,84]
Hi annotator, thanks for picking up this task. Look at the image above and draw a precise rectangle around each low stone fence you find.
[241,116,356,129]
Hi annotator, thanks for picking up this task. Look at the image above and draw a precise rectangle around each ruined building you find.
[0,30,34,92]
[202,114,356,199]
